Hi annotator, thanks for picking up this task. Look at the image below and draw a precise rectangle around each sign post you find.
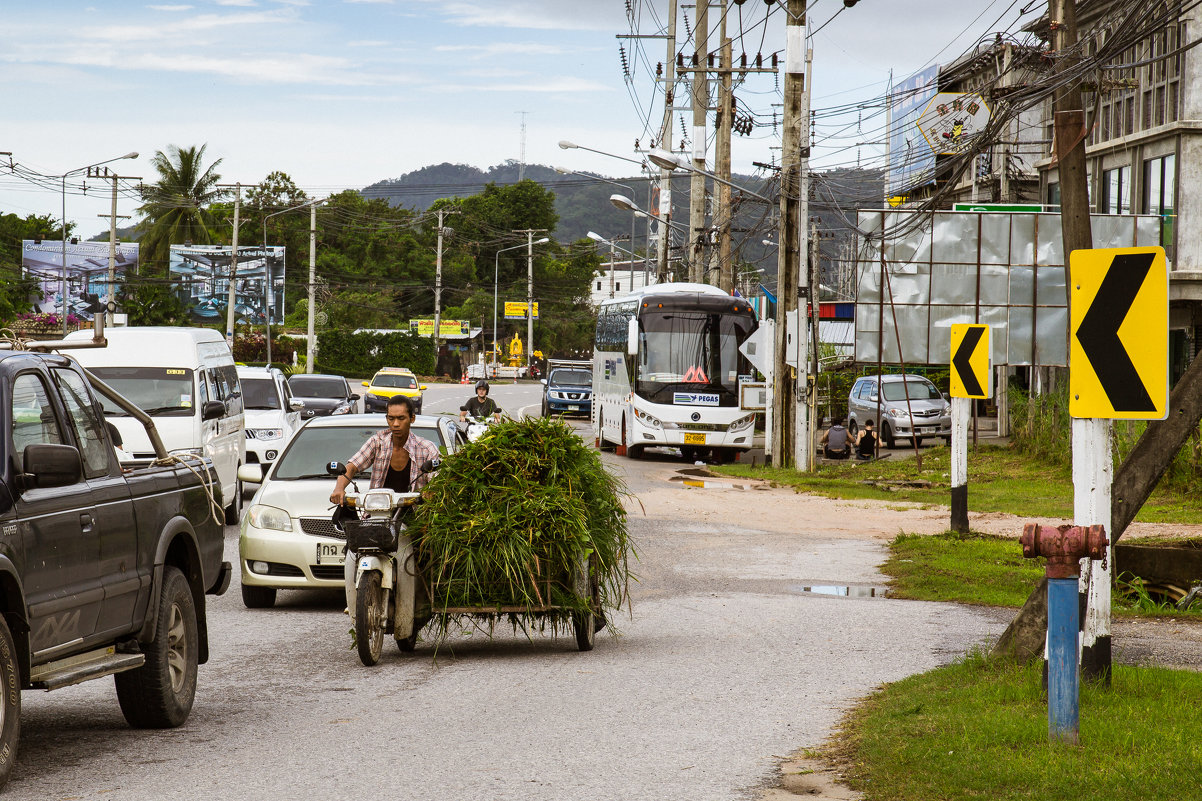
[949,324,991,533]
[1068,246,1167,691]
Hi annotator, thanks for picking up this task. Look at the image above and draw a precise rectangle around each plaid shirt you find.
[347,429,441,492]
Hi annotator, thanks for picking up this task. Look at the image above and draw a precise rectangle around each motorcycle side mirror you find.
[420,458,441,474]
[326,460,346,477]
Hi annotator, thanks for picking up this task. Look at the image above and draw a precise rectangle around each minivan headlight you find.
[888,408,908,418]
[247,504,293,532]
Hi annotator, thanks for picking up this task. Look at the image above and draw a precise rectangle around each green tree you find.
[134,144,226,269]
[0,212,59,323]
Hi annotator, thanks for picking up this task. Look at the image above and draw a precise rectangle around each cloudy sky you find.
[0,0,1039,236]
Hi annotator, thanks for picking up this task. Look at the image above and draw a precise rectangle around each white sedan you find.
[236,413,463,608]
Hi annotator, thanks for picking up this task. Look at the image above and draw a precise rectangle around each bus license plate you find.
[316,543,343,565]
[684,433,706,445]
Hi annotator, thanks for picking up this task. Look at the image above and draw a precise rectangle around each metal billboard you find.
[22,240,139,320]
[853,210,1163,367]
[169,244,285,325]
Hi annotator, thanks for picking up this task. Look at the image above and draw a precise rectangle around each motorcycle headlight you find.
[247,504,293,532]
[250,428,284,440]
[362,490,394,511]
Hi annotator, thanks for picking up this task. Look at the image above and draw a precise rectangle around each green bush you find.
[315,329,434,377]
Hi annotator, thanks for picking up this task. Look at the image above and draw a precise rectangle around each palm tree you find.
[135,144,225,267]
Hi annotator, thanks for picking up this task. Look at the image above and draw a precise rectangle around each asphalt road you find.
[8,382,1007,800]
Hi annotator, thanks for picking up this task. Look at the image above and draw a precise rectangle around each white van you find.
[65,327,247,523]
[236,365,304,480]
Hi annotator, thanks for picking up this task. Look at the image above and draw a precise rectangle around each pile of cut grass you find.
[414,416,633,627]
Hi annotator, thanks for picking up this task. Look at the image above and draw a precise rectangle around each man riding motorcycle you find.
[330,394,440,503]
[459,379,502,422]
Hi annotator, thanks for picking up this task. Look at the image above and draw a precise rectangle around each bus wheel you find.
[617,417,628,456]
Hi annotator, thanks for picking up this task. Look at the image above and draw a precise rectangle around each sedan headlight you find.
[250,428,284,440]
[729,413,755,432]
[247,504,293,532]
[332,402,353,415]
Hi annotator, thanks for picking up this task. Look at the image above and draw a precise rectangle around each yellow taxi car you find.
[361,367,426,414]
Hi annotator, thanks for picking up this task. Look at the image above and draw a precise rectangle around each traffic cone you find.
[460,374,469,385]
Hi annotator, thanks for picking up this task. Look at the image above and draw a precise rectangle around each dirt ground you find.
[626,462,1202,801]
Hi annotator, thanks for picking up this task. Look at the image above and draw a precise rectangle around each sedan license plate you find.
[316,543,344,565]
[684,432,706,445]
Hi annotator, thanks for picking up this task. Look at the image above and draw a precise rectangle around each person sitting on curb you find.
[856,420,877,460]
[821,418,852,459]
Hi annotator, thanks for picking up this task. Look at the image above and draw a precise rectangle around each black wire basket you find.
[343,518,399,553]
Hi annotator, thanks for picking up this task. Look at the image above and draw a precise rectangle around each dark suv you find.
[541,360,593,417]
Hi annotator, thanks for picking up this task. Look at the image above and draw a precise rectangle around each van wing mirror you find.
[626,317,639,356]
[22,444,83,489]
[201,400,226,421]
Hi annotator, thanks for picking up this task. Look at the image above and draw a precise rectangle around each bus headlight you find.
[634,408,661,428]
[729,413,755,432]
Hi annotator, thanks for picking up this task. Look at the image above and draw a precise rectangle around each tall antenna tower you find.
[516,110,529,181]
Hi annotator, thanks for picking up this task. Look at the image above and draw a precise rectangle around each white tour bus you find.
[593,283,758,462]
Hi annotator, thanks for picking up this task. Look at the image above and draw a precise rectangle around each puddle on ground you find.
[669,476,746,490]
[791,585,889,598]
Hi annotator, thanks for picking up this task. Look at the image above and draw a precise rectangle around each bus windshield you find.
[635,311,754,405]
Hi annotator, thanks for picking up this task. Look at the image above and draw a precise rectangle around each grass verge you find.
[713,443,1202,525]
[828,652,1202,801]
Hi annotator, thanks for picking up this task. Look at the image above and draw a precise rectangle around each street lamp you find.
[494,239,547,373]
[557,140,646,166]
[647,147,774,202]
[60,151,139,335]
[586,231,639,297]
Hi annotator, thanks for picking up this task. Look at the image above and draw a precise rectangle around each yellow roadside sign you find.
[1069,246,1168,419]
[503,301,539,319]
[950,324,991,399]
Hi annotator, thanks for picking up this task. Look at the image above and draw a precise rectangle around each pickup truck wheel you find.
[0,616,20,790]
[224,478,243,525]
[115,566,198,728]
[241,583,276,609]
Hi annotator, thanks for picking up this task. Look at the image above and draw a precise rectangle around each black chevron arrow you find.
[1075,251,1156,412]
[952,326,985,397]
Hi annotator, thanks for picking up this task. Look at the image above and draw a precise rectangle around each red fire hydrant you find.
[1020,523,1109,745]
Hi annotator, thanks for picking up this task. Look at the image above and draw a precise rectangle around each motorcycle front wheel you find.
[355,571,386,666]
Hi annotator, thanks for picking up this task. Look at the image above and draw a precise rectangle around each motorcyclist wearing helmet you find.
[460,379,502,422]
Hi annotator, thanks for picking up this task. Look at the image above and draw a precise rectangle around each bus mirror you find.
[626,318,639,356]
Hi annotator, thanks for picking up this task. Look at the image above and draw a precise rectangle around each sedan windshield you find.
[88,367,195,416]
[273,424,447,479]
[372,374,418,389]
[882,380,942,402]
[288,377,347,398]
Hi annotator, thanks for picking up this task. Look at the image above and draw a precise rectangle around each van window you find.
[208,365,243,415]
[11,373,65,456]
[197,371,209,406]
[882,379,941,402]
[86,367,196,417]
[53,368,112,477]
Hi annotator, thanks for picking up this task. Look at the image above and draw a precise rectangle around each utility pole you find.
[715,29,734,293]
[514,228,548,374]
[656,0,679,283]
[92,167,139,326]
[433,208,459,361]
[1050,0,1106,685]
[773,0,806,468]
[225,183,241,349]
[688,0,709,283]
[307,201,318,373]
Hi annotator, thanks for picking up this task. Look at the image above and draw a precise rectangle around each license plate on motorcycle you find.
[684,432,706,445]
[316,543,344,565]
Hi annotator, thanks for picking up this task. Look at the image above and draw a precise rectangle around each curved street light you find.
[586,231,640,299]
[60,151,139,336]
[647,147,774,203]
[494,238,548,372]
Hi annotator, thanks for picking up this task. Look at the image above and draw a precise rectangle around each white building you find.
[590,259,656,307]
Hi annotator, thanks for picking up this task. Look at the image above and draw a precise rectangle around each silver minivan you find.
[847,374,951,448]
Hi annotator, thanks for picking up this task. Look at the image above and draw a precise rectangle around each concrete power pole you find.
[715,27,734,293]
[1050,0,1106,684]
[514,228,548,373]
[688,0,709,283]
[656,0,679,283]
[773,0,807,468]
[224,183,241,349]
[306,201,317,373]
